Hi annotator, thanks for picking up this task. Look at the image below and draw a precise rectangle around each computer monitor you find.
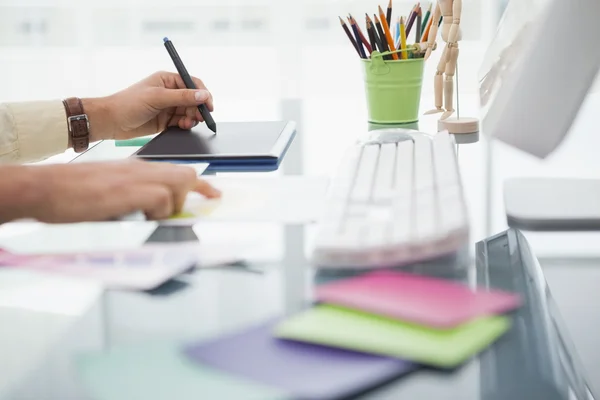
[479,0,600,159]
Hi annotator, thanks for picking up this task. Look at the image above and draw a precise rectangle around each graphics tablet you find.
[133,121,296,166]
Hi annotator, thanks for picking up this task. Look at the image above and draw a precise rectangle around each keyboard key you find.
[372,143,398,203]
[394,140,414,194]
[413,135,435,191]
[351,145,379,202]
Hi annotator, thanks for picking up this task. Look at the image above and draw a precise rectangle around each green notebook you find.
[76,341,286,400]
[114,135,156,147]
[274,305,510,368]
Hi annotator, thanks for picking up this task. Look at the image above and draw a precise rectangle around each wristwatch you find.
[62,97,90,153]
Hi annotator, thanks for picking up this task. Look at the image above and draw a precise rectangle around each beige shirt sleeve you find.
[0,100,69,164]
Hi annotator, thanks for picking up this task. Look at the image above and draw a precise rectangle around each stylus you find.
[163,37,217,134]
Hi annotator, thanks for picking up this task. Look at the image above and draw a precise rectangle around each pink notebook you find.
[315,271,521,328]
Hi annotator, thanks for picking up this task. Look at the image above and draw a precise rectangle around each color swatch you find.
[275,304,510,368]
[185,319,415,400]
[315,270,521,328]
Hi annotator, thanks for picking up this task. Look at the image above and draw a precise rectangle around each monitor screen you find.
[478,0,600,159]
[479,0,549,115]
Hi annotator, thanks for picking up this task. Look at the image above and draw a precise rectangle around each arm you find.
[0,98,110,164]
[0,101,69,164]
[448,0,461,46]
[0,71,214,165]
[425,3,442,60]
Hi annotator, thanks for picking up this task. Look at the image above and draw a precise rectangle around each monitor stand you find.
[504,177,600,231]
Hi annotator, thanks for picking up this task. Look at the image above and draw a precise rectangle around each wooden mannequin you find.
[424,0,460,120]
[423,0,479,134]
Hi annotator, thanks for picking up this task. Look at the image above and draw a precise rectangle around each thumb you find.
[148,88,210,110]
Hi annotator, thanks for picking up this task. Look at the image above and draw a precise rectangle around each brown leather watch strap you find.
[62,97,90,153]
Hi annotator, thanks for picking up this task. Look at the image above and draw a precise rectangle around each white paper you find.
[161,176,330,225]
[0,222,159,254]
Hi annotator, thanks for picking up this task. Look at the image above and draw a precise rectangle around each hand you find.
[11,160,220,223]
[83,71,214,142]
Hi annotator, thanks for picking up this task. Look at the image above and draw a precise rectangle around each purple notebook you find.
[184,319,416,400]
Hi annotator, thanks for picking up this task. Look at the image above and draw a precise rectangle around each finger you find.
[125,162,198,212]
[191,77,214,111]
[147,87,210,110]
[118,184,174,220]
[176,117,195,130]
[194,179,222,199]
[143,185,175,220]
[185,106,198,121]
[164,72,214,112]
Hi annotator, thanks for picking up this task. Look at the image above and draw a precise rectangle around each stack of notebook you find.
[78,271,522,400]
[182,271,521,399]
[275,270,521,368]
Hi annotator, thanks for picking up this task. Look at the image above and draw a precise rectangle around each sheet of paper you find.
[162,176,329,225]
[184,319,415,400]
[0,243,228,290]
[275,304,510,369]
[0,222,159,254]
[76,342,286,400]
[316,271,521,328]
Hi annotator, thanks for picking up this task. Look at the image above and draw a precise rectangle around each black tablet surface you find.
[134,121,296,164]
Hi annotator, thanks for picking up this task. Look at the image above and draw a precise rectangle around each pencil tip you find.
[208,122,217,133]
[163,37,169,43]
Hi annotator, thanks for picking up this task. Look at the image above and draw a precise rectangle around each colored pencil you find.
[399,16,407,59]
[438,15,443,27]
[405,4,419,38]
[365,15,378,57]
[415,7,422,43]
[349,14,372,54]
[349,18,367,58]
[406,3,416,27]
[421,11,434,42]
[378,5,398,60]
[386,0,393,27]
[395,17,400,43]
[339,16,360,57]
[421,3,432,32]
[374,14,391,60]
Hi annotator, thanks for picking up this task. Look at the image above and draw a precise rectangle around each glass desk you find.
[1,226,596,400]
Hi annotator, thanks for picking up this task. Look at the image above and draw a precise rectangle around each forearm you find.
[0,97,115,165]
[0,101,68,164]
[0,165,41,223]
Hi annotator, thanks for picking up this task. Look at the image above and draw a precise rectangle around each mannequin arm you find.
[424,2,442,60]
[447,0,461,44]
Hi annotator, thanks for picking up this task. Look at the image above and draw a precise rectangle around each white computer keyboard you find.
[311,130,469,269]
